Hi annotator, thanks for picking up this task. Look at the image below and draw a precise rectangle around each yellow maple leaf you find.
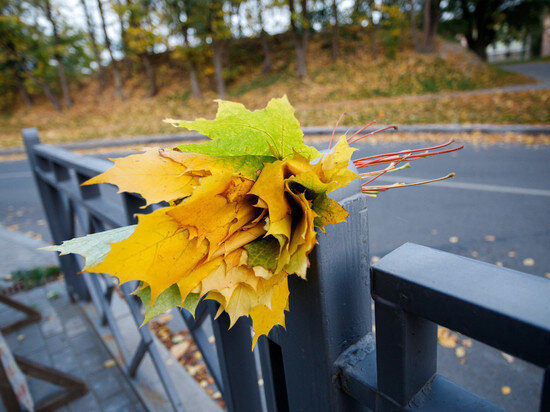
[316,136,359,192]
[88,207,209,303]
[249,161,290,223]
[83,149,202,206]
[250,274,290,348]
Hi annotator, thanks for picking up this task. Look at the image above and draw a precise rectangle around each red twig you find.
[329,112,346,150]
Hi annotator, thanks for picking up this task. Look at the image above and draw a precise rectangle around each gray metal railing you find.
[24,127,550,412]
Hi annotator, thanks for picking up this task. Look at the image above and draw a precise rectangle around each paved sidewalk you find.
[0,281,145,412]
[0,225,221,412]
[0,224,56,282]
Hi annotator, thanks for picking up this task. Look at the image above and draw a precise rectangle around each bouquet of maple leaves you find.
[46,96,461,348]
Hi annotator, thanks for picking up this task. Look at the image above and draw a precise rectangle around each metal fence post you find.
[259,176,371,411]
[210,306,263,412]
[22,128,89,301]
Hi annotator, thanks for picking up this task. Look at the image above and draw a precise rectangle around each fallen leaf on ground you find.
[170,341,191,359]
[449,236,459,244]
[438,327,459,348]
[501,352,515,363]
[103,359,116,368]
[523,258,535,266]
[455,347,466,358]
[484,235,495,242]
[501,386,511,395]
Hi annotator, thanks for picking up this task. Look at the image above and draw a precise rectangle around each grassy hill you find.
[0,27,543,149]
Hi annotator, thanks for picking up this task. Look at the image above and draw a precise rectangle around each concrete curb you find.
[2,124,550,156]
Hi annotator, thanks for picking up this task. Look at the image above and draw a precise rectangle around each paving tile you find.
[24,347,52,367]
[64,316,87,338]
[100,393,132,412]
[27,377,59,405]
[44,333,70,355]
[5,323,44,355]
[130,402,148,412]
[88,368,123,400]
[40,316,64,338]
[68,330,98,353]
[51,347,80,374]
[67,392,101,412]
[76,346,111,375]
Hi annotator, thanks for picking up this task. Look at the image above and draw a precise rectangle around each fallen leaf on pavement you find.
[438,327,459,348]
[170,341,191,359]
[501,386,511,395]
[501,353,514,363]
[449,236,459,244]
[103,359,116,368]
[455,347,466,358]
[523,258,535,266]
[461,339,473,348]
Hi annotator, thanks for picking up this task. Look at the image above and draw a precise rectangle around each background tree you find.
[97,0,126,99]
[419,0,440,53]
[124,0,162,96]
[40,0,74,108]
[331,0,340,58]
[442,0,500,60]
[288,0,310,78]
[80,0,106,93]
[257,0,272,73]
[161,0,202,97]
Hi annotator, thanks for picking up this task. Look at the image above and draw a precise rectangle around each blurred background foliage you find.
[0,0,548,144]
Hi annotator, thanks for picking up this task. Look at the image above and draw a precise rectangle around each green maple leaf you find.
[244,236,280,271]
[41,225,136,270]
[209,155,275,180]
[136,284,200,324]
[165,95,321,161]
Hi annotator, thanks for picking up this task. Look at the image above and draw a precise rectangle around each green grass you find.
[8,266,61,289]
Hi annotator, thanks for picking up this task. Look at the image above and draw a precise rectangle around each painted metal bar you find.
[371,243,550,367]
[257,339,289,412]
[128,339,152,378]
[374,299,437,407]
[541,367,550,412]
[269,177,371,412]
[22,128,89,301]
[179,307,224,392]
[210,305,262,412]
[34,169,124,227]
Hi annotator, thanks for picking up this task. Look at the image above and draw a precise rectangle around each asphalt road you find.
[1,140,549,411]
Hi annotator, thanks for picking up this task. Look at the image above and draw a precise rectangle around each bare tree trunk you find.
[288,0,308,78]
[369,0,378,58]
[80,0,106,93]
[97,0,126,99]
[26,69,62,112]
[14,73,33,107]
[183,61,200,101]
[257,0,272,73]
[45,0,73,108]
[189,68,201,98]
[331,0,340,59]
[420,0,440,53]
[212,38,226,99]
[409,0,418,50]
[260,33,273,73]
[140,53,158,97]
